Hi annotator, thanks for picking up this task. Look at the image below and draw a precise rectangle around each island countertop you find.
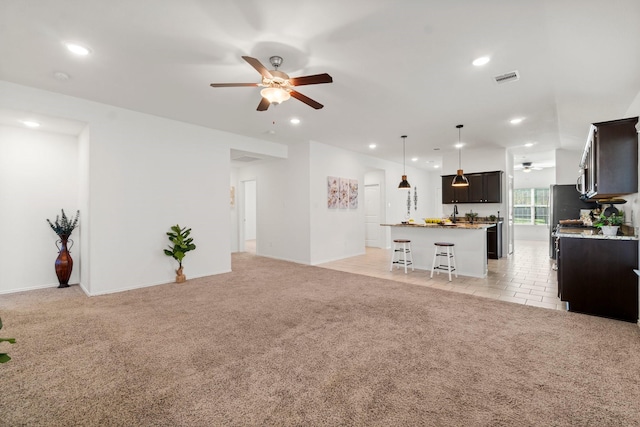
[381,223,492,278]
[381,223,496,230]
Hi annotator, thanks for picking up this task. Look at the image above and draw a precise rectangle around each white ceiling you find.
[1,0,639,170]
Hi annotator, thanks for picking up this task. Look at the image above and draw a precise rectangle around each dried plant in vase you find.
[46,209,80,288]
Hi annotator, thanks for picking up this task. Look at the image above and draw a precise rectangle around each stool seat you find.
[390,239,414,273]
[431,242,457,281]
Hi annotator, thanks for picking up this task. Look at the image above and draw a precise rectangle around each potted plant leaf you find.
[0,317,16,363]
[593,212,624,236]
[164,224,196,283]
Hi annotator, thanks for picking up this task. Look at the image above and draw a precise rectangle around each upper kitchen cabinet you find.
[442,171,503,204]
[579,117,639,199]
[441,175,469,203]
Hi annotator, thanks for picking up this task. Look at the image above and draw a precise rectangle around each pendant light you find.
[452,124,469,187]
[398,135,411,189]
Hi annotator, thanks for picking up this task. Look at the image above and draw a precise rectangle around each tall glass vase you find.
[55,235,74,288]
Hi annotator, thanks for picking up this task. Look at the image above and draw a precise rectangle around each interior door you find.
[365,184,381,247]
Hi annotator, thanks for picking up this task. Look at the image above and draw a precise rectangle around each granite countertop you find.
[554,230,638,241]
[381,223,495,230]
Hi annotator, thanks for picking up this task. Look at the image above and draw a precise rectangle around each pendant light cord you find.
[403,136,406,174]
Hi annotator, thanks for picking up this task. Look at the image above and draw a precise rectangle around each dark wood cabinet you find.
[580,116,638,199]
[558,237,638,322]
[442,171,502,204]
[441,175,469,203]
[484,171,502,203]
[487,221,503,259]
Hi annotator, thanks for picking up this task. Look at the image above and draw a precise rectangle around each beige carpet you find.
[1,253,640,426]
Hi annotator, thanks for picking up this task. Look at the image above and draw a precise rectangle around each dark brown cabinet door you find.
[441,175,469,203]
[559,237,638,322]
[484,171,502,203]
[467,174,484,203]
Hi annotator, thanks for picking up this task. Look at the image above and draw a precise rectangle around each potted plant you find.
[164,224,196,283]
[0,317,16,363]
[46,209,80,288]
[593,212,624,236]
[465,211,479,224]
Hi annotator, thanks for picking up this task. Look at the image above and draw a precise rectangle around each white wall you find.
[0,80,287,295]
[233,140,433,264]
[244,180,257,240]
[0,125,81,293]
[555,148,582,185]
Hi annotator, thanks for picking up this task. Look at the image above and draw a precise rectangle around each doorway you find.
[365,184,382,247]
[242,180,257,254]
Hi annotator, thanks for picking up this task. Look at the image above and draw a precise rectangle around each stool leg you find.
[451,247,458,278]
[408,243,414,271]
[446,247,452,281]
[430,246,438,278]
[389,243,396,271]
[403,243,408,274]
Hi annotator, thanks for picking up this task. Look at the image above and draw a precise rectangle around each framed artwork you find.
[339,178,349,209]
[349,179,358,208]
[327,176,339,209]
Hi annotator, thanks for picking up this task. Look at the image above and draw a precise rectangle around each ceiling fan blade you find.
[290,90,324,109]
[257,97,270,111]
[289,73,333,86]
[210,83,259,88]
[242,56,273,80]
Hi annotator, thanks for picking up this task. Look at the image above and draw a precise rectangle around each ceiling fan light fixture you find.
[452,124,469,187]
[260,87,291,105]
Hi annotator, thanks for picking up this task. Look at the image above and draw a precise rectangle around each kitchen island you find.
[381,223,496,278]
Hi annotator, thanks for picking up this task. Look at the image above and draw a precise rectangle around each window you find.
[514,188,549,225]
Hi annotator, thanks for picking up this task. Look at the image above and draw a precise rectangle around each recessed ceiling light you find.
[65,42,91,56]
[411,157,418,162]
[290,118,300,124]
[22,120,40,128]
[369,144,376,149]
[524,142,534,147]
[53,71,70,81]
[434,165,440,169]
[472,56,490,66]
[510,117,524,124]
[454,143,464,149]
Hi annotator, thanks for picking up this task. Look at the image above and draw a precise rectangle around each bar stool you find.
[390,239,414,273]
[431,242,457,281]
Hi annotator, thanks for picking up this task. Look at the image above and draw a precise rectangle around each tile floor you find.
[317,240,566,312]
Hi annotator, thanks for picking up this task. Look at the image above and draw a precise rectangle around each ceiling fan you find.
[515,161,548,173]
[210,56,333,111]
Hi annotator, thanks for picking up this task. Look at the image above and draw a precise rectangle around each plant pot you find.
[176,266,186,283]
[55,235,74,288]
[601,226,619,236]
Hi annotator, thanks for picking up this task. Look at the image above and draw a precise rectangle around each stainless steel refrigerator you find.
[549,184,597,258]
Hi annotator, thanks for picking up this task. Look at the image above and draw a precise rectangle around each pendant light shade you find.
[452,124,469,187]
[398,135,411,189]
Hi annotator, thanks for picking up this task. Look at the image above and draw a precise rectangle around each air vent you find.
[494,70,520,84]
[233,156,261,163]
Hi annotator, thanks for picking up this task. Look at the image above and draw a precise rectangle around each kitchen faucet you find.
[452,205,458,223]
